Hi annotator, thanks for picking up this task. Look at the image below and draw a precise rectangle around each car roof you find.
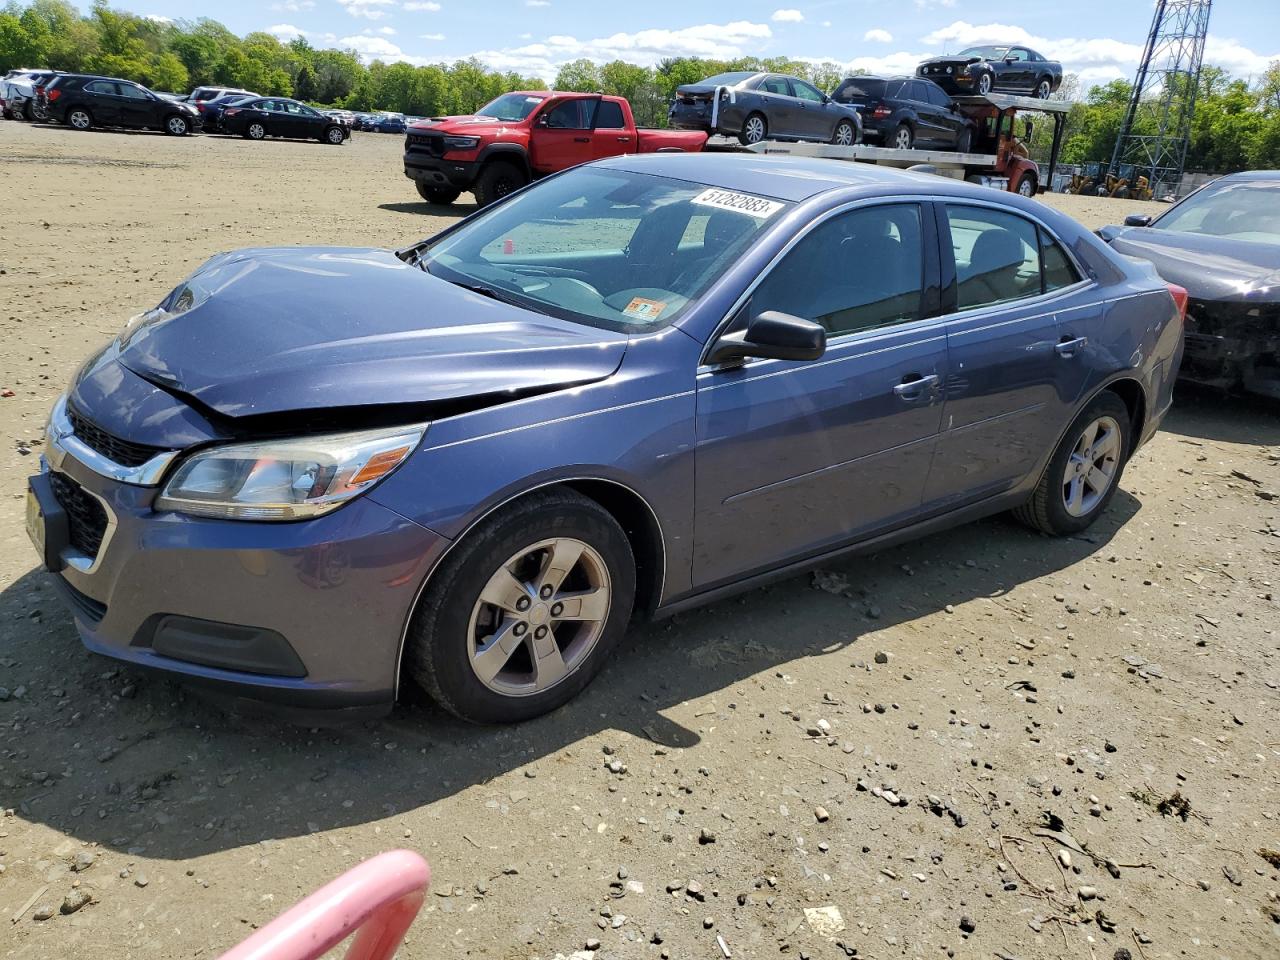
[596,152,996,203]
[1216,170,1280,182]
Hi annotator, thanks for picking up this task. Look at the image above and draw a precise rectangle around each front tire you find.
[831,119,855,146]
[404,489,636,723]
[977,72,994,95]
[416,181,461,205]
[324,124,345,145]
[473,160,527,207]
[165,115,189,136]
[738,112,767,146]
[1016,173,1037,197]
[1014,392,1130,536]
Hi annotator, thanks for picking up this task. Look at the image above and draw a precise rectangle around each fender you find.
[477,142,532,179]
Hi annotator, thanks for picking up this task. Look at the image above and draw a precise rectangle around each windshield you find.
[699,72,757,87]
[957,46,1009,60]
[475,93,545,121]
[834,78,887,100]
[1154,179,1280,245]
[419,167,790,332]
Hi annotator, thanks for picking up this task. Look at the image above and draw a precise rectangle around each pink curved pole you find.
[219,850,431,960]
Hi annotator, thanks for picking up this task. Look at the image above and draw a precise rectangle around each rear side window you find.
[751,203,926,337]
[543,98,597,129]
[85,81,118,96]
[1040,229,1082,292]
[595,100,625,128]
[760,76,789,95]
[946,205,1042,310]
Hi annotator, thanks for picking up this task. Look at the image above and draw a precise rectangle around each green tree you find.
[554,57,601,92]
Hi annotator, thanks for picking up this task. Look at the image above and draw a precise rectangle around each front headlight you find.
[155,424,427,521]
[443,135,480,150]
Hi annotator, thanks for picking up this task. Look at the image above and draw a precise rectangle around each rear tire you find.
[1035,78,1052,99]
[473,159,527,207]
[892,123,913,150]
[404,489,636,724]
[957,126,973,153]
[416,181,461,205]
[1014,391,1131,536]
[245,121,266,140]
[68,108,92,131]
[22,100,35,121]
[738,112,767,146]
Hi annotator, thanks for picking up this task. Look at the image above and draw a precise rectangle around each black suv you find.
[831,75,973,152]
[42,74,201,135]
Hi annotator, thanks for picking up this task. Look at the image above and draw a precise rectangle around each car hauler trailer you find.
[743,92,1070,197]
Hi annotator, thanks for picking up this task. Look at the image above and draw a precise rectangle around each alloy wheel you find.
[894,127,912,150]
[466,537,612,697]
[1061,415,1121,517]
[249,123,265,140]
[167,116,187,135]
[70,110,90,130]
[834,121,854,146]
[327,127,344,144]
[978,73,992,95]
[744,116,766,143]
[1018,176,1036,197]
[1036,80,1051,99]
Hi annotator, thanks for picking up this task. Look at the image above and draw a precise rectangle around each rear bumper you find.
[668,102,742,136]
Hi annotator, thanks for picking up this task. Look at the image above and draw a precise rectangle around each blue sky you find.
[137,1,1280,88]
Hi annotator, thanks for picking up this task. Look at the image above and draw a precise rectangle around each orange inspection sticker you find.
[623,297,667,320]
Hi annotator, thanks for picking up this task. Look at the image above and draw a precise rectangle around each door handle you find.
[1055,336,1088,358]
[616,136,631,142]
[573,136,590,143]
[893,373,940,400]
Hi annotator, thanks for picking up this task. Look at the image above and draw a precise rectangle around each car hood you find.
[920,55,985,67]
[1103,227,1280,301]
[411,115,527,134]
[110,247,629,420]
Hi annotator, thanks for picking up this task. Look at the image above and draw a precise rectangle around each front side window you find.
[946,205,1043,310]
[792,80,824,103]
[422,168,789,332]
[542,98,597,129]
[1007,49,1029,62]
[117,84,148,100]
[751,204,925,337]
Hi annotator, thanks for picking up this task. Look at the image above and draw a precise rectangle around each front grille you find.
[67,401,162,467]
[49,471,108,559]
[406,132,445,157]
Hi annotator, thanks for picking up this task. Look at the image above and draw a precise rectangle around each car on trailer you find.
[918,45,1063,99]
[668,70,861,146]
[831,75,974,152]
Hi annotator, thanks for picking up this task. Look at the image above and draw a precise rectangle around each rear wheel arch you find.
[1101,377,1147,443]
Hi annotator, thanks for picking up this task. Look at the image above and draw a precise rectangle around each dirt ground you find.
[1,121,1277,960]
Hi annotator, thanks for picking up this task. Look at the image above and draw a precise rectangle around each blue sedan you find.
[27,154,1185,723]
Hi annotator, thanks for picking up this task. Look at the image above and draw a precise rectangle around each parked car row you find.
[3,71,351,145]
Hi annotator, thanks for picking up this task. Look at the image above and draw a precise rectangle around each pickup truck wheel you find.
[416,181,461,205]
[473,160,527,208]
[831,119,855,146]
[739,113,767,146]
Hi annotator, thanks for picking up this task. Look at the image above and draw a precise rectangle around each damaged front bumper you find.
[1181,298,1280,400]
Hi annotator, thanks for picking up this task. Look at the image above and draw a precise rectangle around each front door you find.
[923,202,1089,509]
[529,97,600,172]
[694,201,947,588]
[789,78,831,139]
[115,82,154,127]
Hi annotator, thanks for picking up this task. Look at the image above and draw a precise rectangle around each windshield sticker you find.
[623,297,667,320]
[691,188,783,219]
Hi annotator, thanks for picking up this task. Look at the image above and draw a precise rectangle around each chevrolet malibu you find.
[27,155,1186,724]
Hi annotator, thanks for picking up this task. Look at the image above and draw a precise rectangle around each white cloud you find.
[771,8,803,22]
[863,28,892,44]
[374,25,396,34]
[913,0,956,8]
[337,0,395,20]
[403,1,440,9]
[144,14,173,22]
[266,23,337,44]
[472,20,772,80]
[270,0,314,11]
[526,0,551,6]
[420,32,445,40]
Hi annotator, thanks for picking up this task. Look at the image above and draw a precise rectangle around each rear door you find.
[530,97,600,172]
[756,75,795,137]
[923,202,1088,509]
[82,80,121,124]
[694,201,947,587]
[590,99,633,160]
[905,80,945,146]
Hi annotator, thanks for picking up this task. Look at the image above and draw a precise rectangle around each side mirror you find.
[1123,214,1152,227]
[707,311,826,365]
[1005,56,1018,63]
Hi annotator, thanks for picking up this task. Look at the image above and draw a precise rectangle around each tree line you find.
[3,0,1279,171]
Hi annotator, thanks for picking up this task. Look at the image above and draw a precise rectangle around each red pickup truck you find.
[403,91,708,207]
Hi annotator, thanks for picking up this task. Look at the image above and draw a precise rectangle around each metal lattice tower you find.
[1109,0,1212,197]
